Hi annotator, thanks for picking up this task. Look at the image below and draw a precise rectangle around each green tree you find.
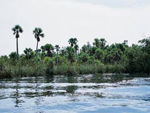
[93,38,100,48]
[9,52,17,60]
[43,44,54,57]
[89,46,97,56]
[126,45,144,73]
[68,38,78,47]
[60,47,66,56]
[33,28,44,61]
[74,44,79,56]
[12,25,23,59]
[79,52,89,63]
[66,46,75,63]
[99,38,107,49]
[95,48,104,61]
[24,48,34,59]
[81,45,88,53]
[138,37,150,54]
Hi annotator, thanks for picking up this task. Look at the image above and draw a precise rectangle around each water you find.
[0,74,150,113]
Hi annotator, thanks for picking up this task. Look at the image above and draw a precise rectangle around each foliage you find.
[33,27,44,61]
[12,25,23,59]
[2,30,150,78]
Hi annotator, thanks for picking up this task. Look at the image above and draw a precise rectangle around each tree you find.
[74,44,79,56]
[95,48,104,61]
[33,28,44,61]
[60,47,66,56]
[93,38,100,48]
[68,38,78,47]
[9,52,17,60]
[24,48,34,59]
[43,44,54,57]
[81,45,88,53]
[138,38,150,47]
[79,52,89,63]
[138,37,150,54]
[99,38,107,49]
[55,45,60,65]
[12,25,23,59]
[89,46,97,56]
[66,46,75,63]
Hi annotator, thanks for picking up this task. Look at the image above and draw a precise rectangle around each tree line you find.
[1,25,150,75]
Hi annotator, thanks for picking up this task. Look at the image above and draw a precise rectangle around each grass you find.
[0,60,126,78]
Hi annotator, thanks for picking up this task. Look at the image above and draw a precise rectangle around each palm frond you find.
[15,25,20,29]
[40,33,44,38]
[33,28,38,34]
[38,28,42,34]
[19,27,23,33]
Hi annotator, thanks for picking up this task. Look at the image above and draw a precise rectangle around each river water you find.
[0,74,150,113]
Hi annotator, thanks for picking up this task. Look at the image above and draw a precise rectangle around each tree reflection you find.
[35,76,41,105]
[66,76,78,95]
[66,85,78,94]
[14,77,24,107]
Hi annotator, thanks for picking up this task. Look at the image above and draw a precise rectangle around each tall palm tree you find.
[12,25,23,59]
[68,38,78,47]
[33,28,44,61]
[55,45,60,65]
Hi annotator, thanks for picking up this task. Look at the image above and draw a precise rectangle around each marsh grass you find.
[0,60,126,78]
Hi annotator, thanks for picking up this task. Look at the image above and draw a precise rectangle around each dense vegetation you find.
[0,25,150,78]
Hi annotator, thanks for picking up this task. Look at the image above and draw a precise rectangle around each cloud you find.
[0,0,150,55]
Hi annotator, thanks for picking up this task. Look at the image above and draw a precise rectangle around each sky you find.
[0,0,150,55]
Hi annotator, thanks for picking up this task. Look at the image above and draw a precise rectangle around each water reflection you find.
[14,78,20,107]
[0,74,150,113]
[13,78,24,107]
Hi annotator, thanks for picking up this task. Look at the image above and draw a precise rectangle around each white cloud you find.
[0,0,150,55]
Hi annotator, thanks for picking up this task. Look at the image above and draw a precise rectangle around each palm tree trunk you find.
[16,38,19,60]
[36,40,38,62]
[56,51,58,65]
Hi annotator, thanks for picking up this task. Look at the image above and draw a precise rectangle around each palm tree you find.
[138,37,150,54]
[43,44,54,57]
[138,38,150,47]
[99,38,107,49]
[81,45,88,53]
[9,52,17,60]
[55,45,60,65]
[89,46,97,56]
[95,48,104,60]
[74,45,79,56]
[12,25,23,59]
[24,48,34,59]
[93,38,100,48]
[33,28,44,61]
[68,38,78,47]
[60,47,66,56]
[66,46,75,63]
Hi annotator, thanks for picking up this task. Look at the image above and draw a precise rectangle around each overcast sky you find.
[0,0,150,55]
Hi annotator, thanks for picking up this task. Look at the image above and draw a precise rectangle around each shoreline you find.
[0,63,147,79]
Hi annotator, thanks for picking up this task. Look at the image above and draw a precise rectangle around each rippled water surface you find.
[0,74,150,113]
